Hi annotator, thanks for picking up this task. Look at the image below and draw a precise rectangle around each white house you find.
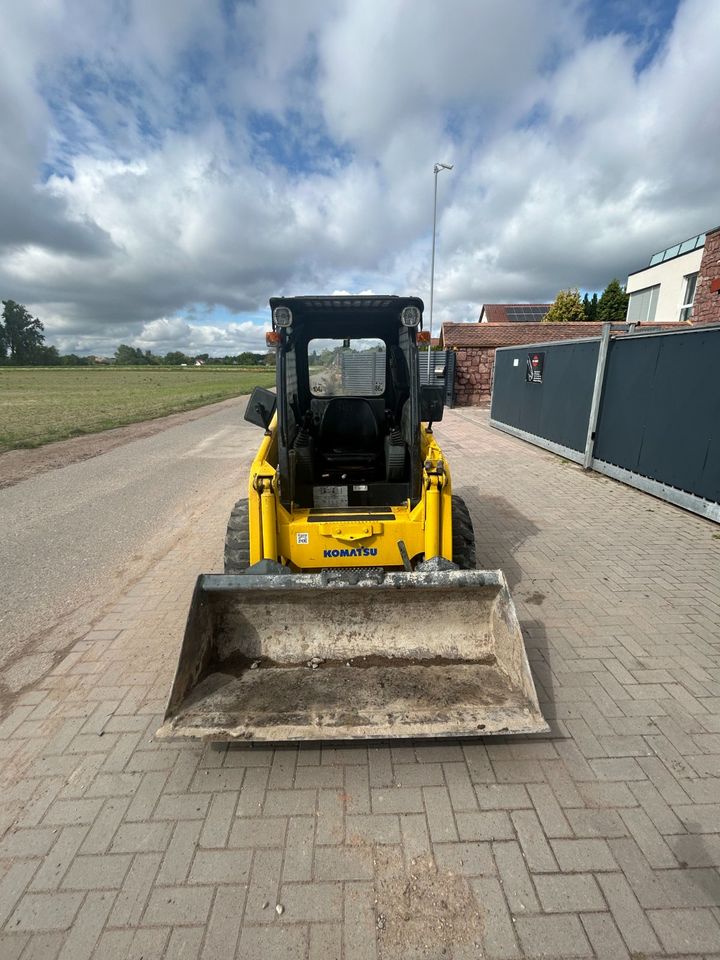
[625,231,705,323]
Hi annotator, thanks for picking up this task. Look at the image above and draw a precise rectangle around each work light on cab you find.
[401,305,421,327]
[272,305,293,328]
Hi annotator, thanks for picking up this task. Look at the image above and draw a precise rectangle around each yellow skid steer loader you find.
[158,296,547,741]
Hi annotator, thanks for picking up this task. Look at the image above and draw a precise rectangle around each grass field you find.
[0,366,275,451]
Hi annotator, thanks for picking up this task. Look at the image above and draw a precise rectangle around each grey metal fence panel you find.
[340,349,457,405]
[490,338,600,453]
[341,352,385,393]
[419,350,456,407]
[594,327,720,503]
[489,325,720,522]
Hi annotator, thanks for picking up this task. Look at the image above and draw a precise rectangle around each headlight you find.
[401,305,421,327]
[273,306,293,328]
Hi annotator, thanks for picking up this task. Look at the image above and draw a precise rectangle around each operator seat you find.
[317,397,381,470]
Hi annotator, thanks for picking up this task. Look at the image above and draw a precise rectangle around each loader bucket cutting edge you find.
[157,570,549,742]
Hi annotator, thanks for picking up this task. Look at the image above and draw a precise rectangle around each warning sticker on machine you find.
[313,485,349,508]
[296,532,309,545]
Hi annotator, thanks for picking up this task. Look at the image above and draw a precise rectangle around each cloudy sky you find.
[1,0,718,356]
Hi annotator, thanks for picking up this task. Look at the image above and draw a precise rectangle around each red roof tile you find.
[440,321,690,348]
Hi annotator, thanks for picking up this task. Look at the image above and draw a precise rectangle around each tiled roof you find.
[481,304,551,323]
[440,321,690,348]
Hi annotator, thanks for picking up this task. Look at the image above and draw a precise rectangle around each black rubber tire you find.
[224,499,251,573]
[451,495,476,570]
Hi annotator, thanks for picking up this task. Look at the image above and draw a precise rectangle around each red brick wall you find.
[693,227,720,325]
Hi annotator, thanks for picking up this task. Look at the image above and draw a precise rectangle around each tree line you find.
[0,301,271,366]
[543,279,629,324]
[112,344,273,366]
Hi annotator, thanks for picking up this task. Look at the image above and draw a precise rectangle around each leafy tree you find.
[33,344,61,365]
[582,292,599,321]
[163,351,191,365]
[597,279,629,323]
[115,344,141,364]
[237,351,261,366]
[60,353,91,366]
[586,292,598,321]
[114,344,158,364]
[543,288,585,323]
[0,300,47,363]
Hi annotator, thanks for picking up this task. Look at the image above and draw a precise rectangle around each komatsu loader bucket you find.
[157,569,548,742]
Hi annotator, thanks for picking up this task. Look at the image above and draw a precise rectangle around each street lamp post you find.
[427,161,453,381]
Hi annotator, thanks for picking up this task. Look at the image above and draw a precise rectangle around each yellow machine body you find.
[246,416,452,571]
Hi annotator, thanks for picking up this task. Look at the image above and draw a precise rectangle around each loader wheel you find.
[224,499,251,573]
[451,495,476,570]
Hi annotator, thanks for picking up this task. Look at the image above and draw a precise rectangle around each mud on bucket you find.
[157,569,549,742]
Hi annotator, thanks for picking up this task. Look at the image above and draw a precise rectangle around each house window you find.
[627,285,659,323]
[679,272,698,320]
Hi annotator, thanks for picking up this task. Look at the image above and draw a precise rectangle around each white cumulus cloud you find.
[0,0,718,355]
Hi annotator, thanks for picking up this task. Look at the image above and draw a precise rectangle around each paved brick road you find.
[1,408,719,959]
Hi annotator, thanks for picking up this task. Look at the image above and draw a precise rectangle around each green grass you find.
[0,365,276,451]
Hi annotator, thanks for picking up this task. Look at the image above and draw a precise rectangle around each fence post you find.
[583,322,611,470]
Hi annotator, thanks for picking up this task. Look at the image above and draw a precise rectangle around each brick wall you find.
[693,226,720,324]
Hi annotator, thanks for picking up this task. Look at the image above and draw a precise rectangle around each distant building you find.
[625,227,720,324]
[479,304,550,323]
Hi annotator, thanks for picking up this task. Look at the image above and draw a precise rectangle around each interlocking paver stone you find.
[0,862,40,927]
[0,408,718,958]
[533,873,605,912]
[514,914,593,957]
[61,854,132,890]
[7,891,83,932]
[493,840,540,914]
[187,848,251,885]
[314,845,373,881]
[238,925,308,960]
[200,884,247,959]
[511,810,558,872]
[596,872,662,954]
[142,885,214,926]
[279,881,343,922]
[648,907,720,954]
[471,876,521,958]
[56,891,114,960]
[550,838,617,872]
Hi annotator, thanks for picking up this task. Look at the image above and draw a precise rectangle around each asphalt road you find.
[0,396,259,699]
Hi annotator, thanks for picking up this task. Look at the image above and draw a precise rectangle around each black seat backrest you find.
[318,398,379,451]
